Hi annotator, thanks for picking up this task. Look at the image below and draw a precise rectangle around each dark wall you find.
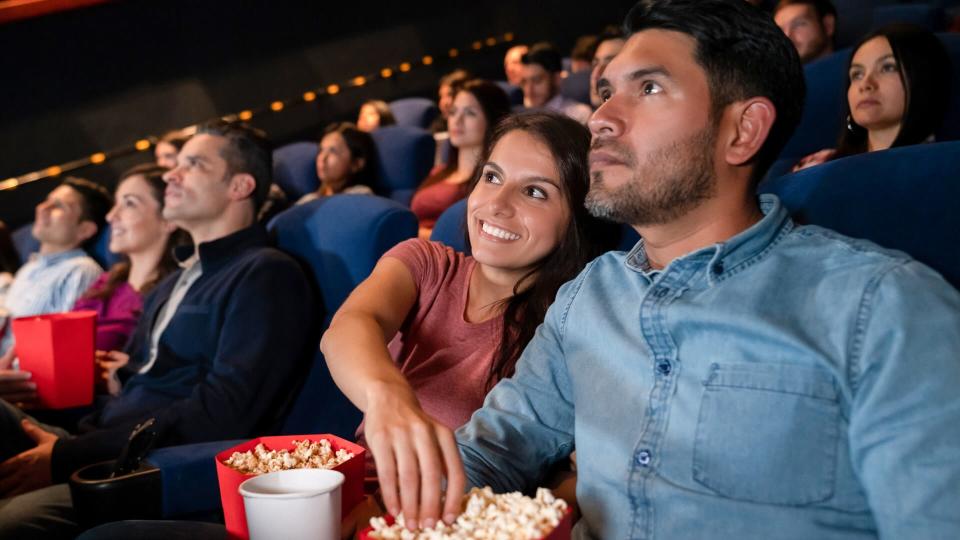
[0,0,636,227]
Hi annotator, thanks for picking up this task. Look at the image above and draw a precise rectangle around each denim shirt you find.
[457,194,960,539]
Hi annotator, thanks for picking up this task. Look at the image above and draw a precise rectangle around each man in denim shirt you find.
[457,1,960,538]
[363,1,960,538]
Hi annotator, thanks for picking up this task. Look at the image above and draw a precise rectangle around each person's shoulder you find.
[778,224,942,290]
[343,184,373,195]
[386,238,459,264]
[792,148,837,172]
[68,254,104,274]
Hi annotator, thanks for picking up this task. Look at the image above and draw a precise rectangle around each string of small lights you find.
[0,32,516,192]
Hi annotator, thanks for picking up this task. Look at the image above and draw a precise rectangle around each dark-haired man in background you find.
[0,177,111,359]
[521,42,593,124]
[373,1,960,538]
[774,0,837,63]
[0,122,318,539]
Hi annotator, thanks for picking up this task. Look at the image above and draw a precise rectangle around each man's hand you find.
[95,350,129,396]
[364,384,466,531]
[0,346,38,407]
[0,419,57,497]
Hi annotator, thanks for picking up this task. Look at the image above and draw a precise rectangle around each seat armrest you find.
[146,439,245,517]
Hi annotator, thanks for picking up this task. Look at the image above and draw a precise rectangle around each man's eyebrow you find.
[625,65,672,82]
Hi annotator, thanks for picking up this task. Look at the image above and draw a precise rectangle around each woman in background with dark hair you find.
[297,122,378,205]
[411,80,511,238]
[357,100,396,132]
[794,23,951,170]
[321,111,618,515]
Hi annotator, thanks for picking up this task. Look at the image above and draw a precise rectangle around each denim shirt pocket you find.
[692,362,839,505]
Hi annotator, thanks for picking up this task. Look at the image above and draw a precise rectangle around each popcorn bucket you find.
[215,434,365,540]
[358,505,573,539]
[11,311,96,409]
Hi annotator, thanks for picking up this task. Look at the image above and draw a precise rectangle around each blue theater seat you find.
[272,141,320,201]
[144,194,418,518]
[759,141,960,289]
[371,125,436,205]
[13,222,119,269]
[388,97,440,129]
[12,222,38,266]
[431,199,642,255]
[778,49,849,160]
[872,4,947,32]
[560,69,592,106]
[494,80,524,106]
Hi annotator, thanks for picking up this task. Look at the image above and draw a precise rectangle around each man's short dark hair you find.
[61,176,112,230]
[195,121,273,212]
[774,0,837,21]
[597,24,625,45]
[624,0,806,183]
[521,42,563,74]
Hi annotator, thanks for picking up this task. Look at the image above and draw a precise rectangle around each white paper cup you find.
[239,468,345,540]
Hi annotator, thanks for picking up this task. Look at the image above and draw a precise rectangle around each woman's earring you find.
[846,114,858,133]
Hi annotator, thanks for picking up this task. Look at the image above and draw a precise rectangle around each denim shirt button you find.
[657,360,672,375]
[637,449,652,466]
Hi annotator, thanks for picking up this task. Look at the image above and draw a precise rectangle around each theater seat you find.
[371,125,436,205]
[430,199,468,253]
[272,141,320,201]
[494,80,524,106]
[872,4,947,32]
[388,97,440,129]
[12,222,38,265]
[777,48,849,160]
[560,69,592,106]
[759,141,960,289]
[144,194,418,518]
[12,222,119,269]
[430,199,642,255]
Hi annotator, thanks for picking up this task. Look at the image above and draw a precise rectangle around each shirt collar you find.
[28,248,89,268]
[625,194,793,285]
[173,224,270,272]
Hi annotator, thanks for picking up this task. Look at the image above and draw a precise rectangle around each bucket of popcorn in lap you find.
[216,434,365,539]
[359,486,572,540]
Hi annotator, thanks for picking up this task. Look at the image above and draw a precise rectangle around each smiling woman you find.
[320,110,618,528]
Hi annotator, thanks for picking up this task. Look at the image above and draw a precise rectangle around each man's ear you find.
[76,220,98,244]
[227,173,257,202]
[822,14,836,39]
[724,97,776,167]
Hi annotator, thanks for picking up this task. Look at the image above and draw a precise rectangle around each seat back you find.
[13,222,119,269]
[430,199,469,253]
[494,80,524,106]
[560,69,592,106]
[872,4,947,32]
[12,223,38,265]
[759,141,960,289]
[388,97,440,129]
[268,194,418,436]
[273,141,320,200]
[371,125,436,205]
[778,48,849,160]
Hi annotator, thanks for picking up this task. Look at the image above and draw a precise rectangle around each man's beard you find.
[585,127,717,227]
